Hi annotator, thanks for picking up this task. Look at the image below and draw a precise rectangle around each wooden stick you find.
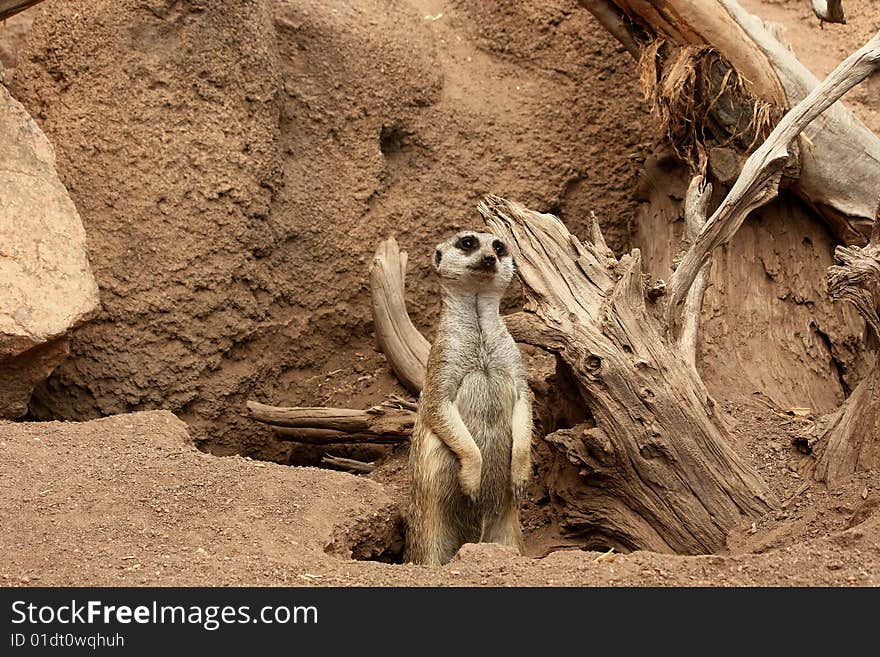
[667,29,880,321]
[677,174,713,372]
[577,0,641,59]
[322,455,376,474]
[0,0,44,21]
[273,427,408,444]
[370,237,429,395]
[247,399,415,444]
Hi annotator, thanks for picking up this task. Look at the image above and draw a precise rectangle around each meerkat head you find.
[433,231,515,294]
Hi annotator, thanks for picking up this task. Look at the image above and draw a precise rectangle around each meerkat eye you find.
[434,249,442,266]
[493,240,508,257]
[456,235,478,251]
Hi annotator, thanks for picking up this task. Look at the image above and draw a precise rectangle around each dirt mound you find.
[9,0,286,456]
[1,408,878,586]
[6,0,651,458]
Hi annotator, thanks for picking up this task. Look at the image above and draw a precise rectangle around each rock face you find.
[0,83,99,418]
[7,0,654,458]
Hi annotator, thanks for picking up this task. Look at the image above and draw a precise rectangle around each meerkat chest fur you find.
[436,293,521,452]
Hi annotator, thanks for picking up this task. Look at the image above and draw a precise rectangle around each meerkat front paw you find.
[458,454,483,502]
[510,453,531,501]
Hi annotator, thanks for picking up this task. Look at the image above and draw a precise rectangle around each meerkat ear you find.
[433,248,443,271]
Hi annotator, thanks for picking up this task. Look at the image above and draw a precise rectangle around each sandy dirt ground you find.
[1,408,878,586]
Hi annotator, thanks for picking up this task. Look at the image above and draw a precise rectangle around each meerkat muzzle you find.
[470,254,497,272]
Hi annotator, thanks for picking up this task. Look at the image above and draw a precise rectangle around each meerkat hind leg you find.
[480,501,525,553]
[407,431,464,566]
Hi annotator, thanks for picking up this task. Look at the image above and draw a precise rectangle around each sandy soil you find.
[1,408,878,586]
[740,0,880,135]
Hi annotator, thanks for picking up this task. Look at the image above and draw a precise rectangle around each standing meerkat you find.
[404,230,532,566]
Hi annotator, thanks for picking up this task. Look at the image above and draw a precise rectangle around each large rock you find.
[0,83,99,418]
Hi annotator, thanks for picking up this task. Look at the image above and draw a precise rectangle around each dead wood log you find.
[246,399,414,444]
[798,207,880,483]
[579,0,880,243]
[478,195,777,554]
[667,28,880,321]
[321,455,377,474]
[0,0,44,21]
[677,174,713,372]
[810,1,846,26]
[370,237,430,395]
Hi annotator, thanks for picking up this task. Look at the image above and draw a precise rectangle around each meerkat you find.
[404,230,532,566]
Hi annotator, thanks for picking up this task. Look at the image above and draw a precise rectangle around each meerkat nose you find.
[482,254,496,266]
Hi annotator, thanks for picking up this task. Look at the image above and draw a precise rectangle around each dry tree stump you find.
[799,212,880,483]
[479,196,776,553]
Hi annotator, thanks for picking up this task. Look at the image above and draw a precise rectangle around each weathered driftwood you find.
[810,1,846,26]
[677,174,713,373]
[321,455,377,474]
[667,28,880,320]
[246,399,414,444]
[370,238,430,395]
[478,195,777,554]
[798,209,880,483]
[0,0,44,21]
[579,0,880,243]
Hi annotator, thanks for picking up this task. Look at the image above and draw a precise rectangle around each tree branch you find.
[247,399,415,444]
[321,455,377,473]
[0,0,44,21]
[667,30,880,321]
[677,174,713,371]
[369,237,430,395]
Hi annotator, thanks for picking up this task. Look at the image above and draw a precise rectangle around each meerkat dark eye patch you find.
[455,235,478,252]
[434,249,442,266]
[492,239,508,257]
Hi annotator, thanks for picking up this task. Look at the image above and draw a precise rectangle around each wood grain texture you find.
[479,194,777,553]
[369,237,430,395]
